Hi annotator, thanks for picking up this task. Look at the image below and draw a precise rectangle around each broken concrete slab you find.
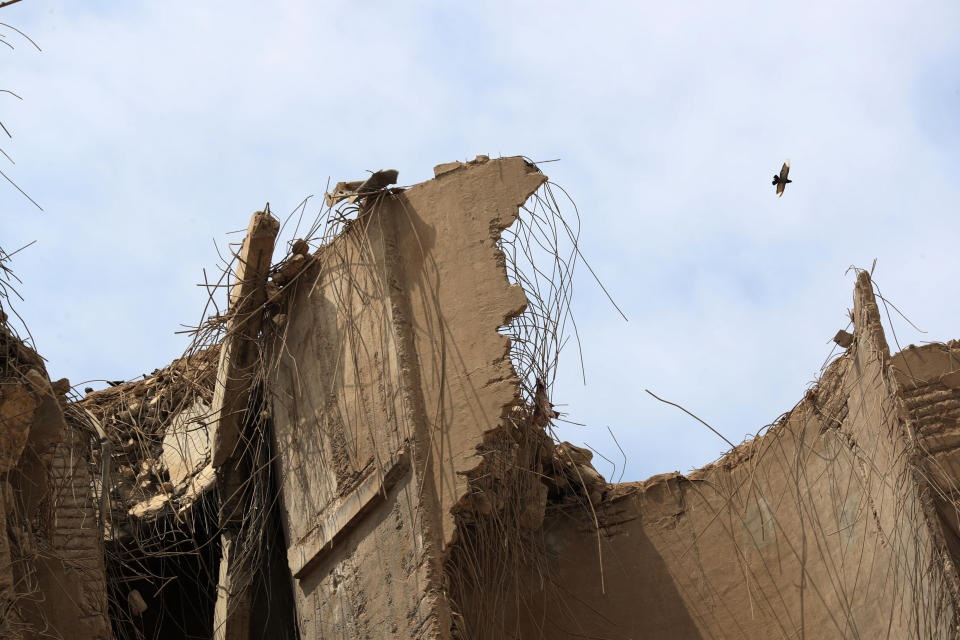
[211,209,279,467]
[393,156,546,548]
[0,381,39,471]
[161,399,212,488]
[178,464,217,513]
[209,209,280,640]
[264,156,546,639]
[833,328,854,348]
[129,493,171,519]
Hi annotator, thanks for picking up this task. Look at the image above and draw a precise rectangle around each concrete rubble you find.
[1,156,959,639]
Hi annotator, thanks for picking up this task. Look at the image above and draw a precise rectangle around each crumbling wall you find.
[501,272,960,639]
[891,341,960,589]
[0,321,110,639]
[19,153,958,640]
[392,157,546,549]
[44,421,111,638]
[80,348,220,533]
[263,156,546,639]
[265,202,432,639]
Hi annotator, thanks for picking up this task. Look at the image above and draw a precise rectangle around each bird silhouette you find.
[773,160,791,197]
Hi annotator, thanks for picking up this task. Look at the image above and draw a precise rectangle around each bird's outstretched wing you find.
[776,159,790,197]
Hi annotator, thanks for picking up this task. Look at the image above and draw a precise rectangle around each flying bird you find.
[772,159,791,197]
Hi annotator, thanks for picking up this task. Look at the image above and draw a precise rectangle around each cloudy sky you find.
[1,1,958,481]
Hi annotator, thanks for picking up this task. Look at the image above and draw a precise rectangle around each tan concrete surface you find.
[266,200,441,638]
[393,156,545,549]
[211,209,279,467]
[264,157,545,639]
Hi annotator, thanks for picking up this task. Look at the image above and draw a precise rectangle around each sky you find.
[1,1,958,482]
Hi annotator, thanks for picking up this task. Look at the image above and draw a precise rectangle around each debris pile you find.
[78,347,219,532]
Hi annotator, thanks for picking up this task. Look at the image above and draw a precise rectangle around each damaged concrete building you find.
[2,156,960,639]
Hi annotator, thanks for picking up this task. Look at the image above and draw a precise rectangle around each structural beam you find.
[210,208,278,640]
[210,208,279,468]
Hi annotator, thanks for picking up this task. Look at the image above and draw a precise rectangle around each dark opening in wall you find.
[106,496,219,640]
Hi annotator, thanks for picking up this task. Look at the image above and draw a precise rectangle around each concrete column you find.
[213,528,251,640]
[210,208,278,640]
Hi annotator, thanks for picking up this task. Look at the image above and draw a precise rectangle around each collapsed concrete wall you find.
[257,159,960,639]
[265,198,431,638]
[891,341,960,588]
[499,273,960,639]
[262,156,546,638]
[80,348,220,533]
[10,154,960,640]
[0,319,110,639]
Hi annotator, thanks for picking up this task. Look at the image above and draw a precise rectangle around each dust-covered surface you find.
[77,347,220,526]
[392,156,547,553]
[69,347,222,639]
[1,309,111,638]
[261,156,558,638]
[264,199,435,639]
[891,341,960,591]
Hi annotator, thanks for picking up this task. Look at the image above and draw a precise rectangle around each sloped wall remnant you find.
[502,272,960,639]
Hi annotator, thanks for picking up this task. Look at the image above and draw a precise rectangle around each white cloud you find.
[0,0,957,479]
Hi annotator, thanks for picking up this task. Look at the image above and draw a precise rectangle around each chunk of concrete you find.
[434,161,464,177]
[161,400,212,487]
[833,329,854,348]
[128,494,171,519]
[0,382,39,471]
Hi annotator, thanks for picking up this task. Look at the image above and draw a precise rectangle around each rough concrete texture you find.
[0,382,39,472]
[891,341,960,590]
[264,156,544,639]
[266,200,439,639]
[500,272,959,639]
[161,399,212,488]
[211,209,279,468]
[0,325,110,639]
[40,424,111,639]
[393,156,546,549]
[78,348,230,640]
[79,347,220,528]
